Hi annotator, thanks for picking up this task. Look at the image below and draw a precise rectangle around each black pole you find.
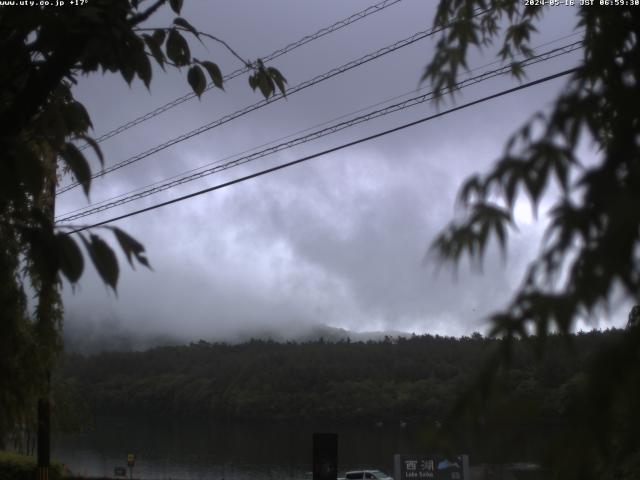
[313,433,338,480]
[37,160,56,480]
[37,397,50,480]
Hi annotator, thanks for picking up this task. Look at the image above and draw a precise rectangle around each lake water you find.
[53,418,429,480]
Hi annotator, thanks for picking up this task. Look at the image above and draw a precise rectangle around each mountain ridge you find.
[62,315,414,354]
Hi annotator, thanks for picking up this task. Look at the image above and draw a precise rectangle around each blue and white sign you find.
[393,454,469,480]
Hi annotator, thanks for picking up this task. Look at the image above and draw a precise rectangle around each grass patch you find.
[0,450,67,480]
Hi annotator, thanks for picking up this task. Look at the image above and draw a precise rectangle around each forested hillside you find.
[59,330,620,423]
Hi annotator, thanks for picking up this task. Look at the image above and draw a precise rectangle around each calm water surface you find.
[53,417,427,480]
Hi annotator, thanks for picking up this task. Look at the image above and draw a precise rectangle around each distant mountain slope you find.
[60,329,618,423]
[62,315,412,354]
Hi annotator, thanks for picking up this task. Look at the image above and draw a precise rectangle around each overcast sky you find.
[55,0,627,342]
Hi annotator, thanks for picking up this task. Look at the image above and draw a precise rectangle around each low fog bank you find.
[62,314,414,354]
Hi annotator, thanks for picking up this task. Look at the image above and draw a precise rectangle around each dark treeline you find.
[58,329,621,424]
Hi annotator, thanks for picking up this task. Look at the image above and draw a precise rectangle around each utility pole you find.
[36,157,58,480]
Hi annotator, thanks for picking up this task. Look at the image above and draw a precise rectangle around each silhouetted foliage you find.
[0,451,67,480]
[423,2,640,478]
[0,0,285,442]
[628,305,640,329]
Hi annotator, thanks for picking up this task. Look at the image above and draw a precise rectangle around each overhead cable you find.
[59,8,487,195]
[56,42,582,223]
[81,0,405,149]
[61,67,580,234]
[58,31,586,220]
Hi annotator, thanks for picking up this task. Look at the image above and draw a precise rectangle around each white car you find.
[342,470,393,480]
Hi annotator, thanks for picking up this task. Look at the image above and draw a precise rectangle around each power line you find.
[56,42,582,223]
[58,8,487,195]
[57,32,585,220]
[81,0,405,149]
[61,67,579,235]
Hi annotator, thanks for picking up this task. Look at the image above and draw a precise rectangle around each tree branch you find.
[128,0,166,26]
[191,29,251,69]
[135,26,252,69]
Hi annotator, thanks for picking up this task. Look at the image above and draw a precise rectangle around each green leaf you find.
[78,134,104,167]
[553,155,569,192]
[120,58,135,84]
[248,73,258,91]
[169,0,183,14]
[82,234,119,292]
[200,60,223,89]
[166,28,190,66]
[143,33,166,71]
[59,142,91,197]
[112,227,151,269]
[494,220,507,254]
[510,61,525,81]
[152,28,166,46]
[523,167,546,215]
[457,175,483,206]
[55,233,84,283]
[133,43,153,88]
[187,65,206,97]
[173,17,198,37]
[166,30,180,64]
[503,174,519,209]
[257,69,274,99]
[267,66,287,97]
[64,101,92,133]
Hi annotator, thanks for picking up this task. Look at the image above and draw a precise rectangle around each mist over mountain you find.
[62,314,413,354]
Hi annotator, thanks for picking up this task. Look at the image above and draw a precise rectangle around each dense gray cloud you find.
[56,0,628,344]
